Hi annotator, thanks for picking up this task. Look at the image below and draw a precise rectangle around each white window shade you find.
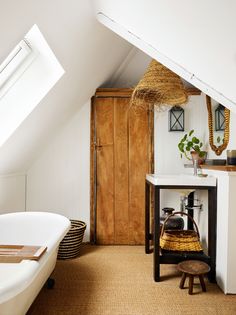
[0,39,36,99]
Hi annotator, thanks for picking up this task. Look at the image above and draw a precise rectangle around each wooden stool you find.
[177,260,210,295]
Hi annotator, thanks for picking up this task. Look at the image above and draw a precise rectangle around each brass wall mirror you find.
[206,95,230,155]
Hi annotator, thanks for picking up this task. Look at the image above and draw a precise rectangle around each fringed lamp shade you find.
[131,59,188,110]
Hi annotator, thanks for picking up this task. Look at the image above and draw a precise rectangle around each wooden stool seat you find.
[177,260,210,295]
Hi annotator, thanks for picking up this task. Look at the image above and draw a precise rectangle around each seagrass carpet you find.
[27,245,236,315]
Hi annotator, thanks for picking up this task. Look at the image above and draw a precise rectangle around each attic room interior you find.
[0,1,236,314]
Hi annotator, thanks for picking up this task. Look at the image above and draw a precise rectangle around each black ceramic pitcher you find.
[160,207,184,231]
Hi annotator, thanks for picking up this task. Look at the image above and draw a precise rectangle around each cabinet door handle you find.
[94,139,113,150]
[95,138,102,149]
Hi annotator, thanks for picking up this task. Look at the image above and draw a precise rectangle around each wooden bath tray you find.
[0,245,47,263]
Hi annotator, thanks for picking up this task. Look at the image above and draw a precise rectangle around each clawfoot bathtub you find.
[0,211,70,315]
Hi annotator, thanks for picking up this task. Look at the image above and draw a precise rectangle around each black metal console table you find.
[145,174,217,282]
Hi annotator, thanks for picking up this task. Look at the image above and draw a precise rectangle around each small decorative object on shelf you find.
[160,208,184,232]
[227,150,236,165]
[168,105,184,131]
[204,159,226,166]
[215,104,225,131]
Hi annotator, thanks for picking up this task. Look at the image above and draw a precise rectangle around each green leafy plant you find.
[178,130,206,160]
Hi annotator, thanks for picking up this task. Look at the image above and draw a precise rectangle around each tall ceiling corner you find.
[93,0,236,113]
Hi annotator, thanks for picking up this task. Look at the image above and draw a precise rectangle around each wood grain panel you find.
[91,90,154,245]
[200,165,236,171]
[90,97,95,243]
[95,87,201,97]
[96,98,114,244]
[114,98,129,244]
[129,106,150,244]
[95,88,133,98]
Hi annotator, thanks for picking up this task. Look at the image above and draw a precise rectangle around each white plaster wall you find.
[93,0,236,112]
[226,175,236,293]
[0,174,26,213]
[108,48,151,88]
[155,93,208,175]
[0,0,132,175]
[26,101,90,241]
[155,94,236,175]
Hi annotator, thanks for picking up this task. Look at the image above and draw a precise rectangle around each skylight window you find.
[0,24,65,148]
[0,39,36,99]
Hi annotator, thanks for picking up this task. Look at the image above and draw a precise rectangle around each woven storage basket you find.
[58,220,86,260]
[160,211,203,252]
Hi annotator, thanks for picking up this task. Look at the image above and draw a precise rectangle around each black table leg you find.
[153,186,160,281]
[208,187,217,282]
[187,192,194,230]
[145,181,151,254]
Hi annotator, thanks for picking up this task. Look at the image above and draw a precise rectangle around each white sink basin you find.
[146,173,216,187]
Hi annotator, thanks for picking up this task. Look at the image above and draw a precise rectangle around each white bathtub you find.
[0,211,70,315]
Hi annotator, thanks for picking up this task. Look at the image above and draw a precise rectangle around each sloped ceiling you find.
[0,0,132,174]
[93,0,236,112]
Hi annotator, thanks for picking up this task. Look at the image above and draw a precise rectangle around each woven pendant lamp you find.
[131,59,188,110]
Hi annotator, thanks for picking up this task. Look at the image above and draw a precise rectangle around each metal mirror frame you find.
[206,95,230,156]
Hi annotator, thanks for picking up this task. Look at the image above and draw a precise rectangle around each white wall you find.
[93,0,236,113]
[0,174,26,213]
[0,0,132,175]
[107,47,151,88]
[155,93,236,177]
[26,101,90,241]
[155,93,208,175]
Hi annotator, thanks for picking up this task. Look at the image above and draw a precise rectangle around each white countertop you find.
[146,174,217,187]
[203,169,236,176]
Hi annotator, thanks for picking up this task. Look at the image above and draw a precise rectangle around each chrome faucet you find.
[180,195,203,212]
[193,159,198,176]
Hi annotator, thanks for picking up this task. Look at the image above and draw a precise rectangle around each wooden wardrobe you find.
[90,88,154,245]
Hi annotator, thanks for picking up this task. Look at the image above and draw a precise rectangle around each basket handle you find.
[160,211,200,238]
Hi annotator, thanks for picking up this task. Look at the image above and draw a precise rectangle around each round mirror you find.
[206,95,230,155]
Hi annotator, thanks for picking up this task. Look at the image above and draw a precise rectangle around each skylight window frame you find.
[0,39,37,99]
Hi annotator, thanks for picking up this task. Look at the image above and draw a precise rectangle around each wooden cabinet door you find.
[128,105,151,244]
[91,89,153,245]
[95,97,116,244]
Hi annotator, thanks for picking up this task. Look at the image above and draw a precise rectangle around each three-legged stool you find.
[177,260,210,295]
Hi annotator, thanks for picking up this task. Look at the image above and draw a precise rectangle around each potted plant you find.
[178,130,206,163]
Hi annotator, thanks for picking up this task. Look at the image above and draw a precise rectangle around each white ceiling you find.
[0,0,132,174]
[94,0,236,112]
